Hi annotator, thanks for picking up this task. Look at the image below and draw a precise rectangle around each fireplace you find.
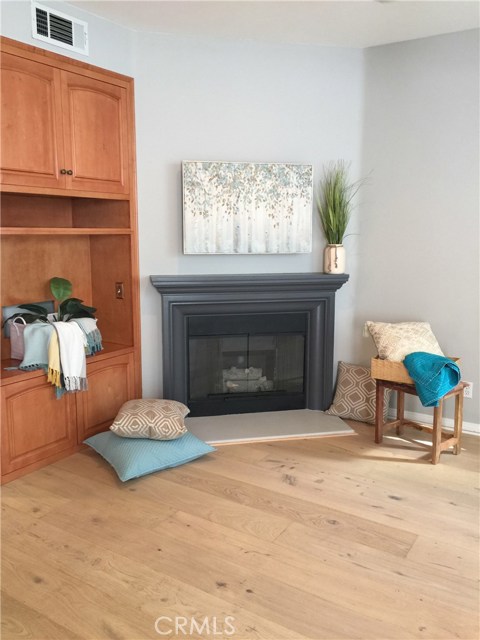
[150,273,348,417]
[188,312,307,415]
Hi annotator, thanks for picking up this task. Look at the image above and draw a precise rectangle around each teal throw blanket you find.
[403,352,460,407]
[19,323,54,372]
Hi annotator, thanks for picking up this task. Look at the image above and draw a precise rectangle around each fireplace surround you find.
[150,273,348,417]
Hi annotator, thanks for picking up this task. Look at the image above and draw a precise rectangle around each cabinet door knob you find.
[60,169,67,175]
[66,170,73,175]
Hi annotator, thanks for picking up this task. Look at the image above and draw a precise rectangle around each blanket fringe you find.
[63,375,88,392]
[47,367,61,387]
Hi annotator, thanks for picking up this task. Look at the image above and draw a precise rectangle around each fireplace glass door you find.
[187,313,307,415]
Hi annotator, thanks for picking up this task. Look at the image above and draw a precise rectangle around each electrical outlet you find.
[115,282,124,299]
[463,382,473,399]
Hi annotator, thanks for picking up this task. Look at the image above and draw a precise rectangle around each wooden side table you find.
[374,380,467,464]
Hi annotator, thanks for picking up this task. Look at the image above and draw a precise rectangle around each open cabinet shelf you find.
[1,342,135,386]
[1,227,133,235]
[1,193,133,230]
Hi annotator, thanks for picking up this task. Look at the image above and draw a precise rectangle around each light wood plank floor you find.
[2,422,479,640]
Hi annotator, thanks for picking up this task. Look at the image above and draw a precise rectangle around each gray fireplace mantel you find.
[150,272,349,414]
[150,272,349,295]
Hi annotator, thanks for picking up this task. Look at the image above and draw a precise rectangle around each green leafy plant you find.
[3,278,96,327]
[49,277,96,321]
[49,277,73,303]
[316,161,366,245]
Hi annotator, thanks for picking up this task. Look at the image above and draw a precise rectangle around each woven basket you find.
[371,356,460,385]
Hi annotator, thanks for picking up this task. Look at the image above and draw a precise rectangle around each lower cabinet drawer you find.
[1,377,77,474]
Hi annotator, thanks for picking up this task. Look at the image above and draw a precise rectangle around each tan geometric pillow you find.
[110,399,189,440]
[326,362,391,424]
[365,321,444,363]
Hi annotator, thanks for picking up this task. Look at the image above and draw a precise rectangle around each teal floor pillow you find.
[84,431,216,482]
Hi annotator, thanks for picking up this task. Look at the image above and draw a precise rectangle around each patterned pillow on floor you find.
[326,362,391,424]
[110,398,189,440]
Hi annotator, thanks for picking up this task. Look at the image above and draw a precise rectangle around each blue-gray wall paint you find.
[1,2,478,423]
[356,30,479,423]
[133,32,364,400]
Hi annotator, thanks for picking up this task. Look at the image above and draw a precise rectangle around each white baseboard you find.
[388,410,480,436]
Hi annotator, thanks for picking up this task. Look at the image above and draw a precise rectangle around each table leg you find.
[375,381,384,444]
[453,390,463,455]
[432,399,443,464]
[396,390,405,435]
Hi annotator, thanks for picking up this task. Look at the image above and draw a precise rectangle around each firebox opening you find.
[187,313,307,416]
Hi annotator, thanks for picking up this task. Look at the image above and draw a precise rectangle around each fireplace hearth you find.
[150,273,348,417]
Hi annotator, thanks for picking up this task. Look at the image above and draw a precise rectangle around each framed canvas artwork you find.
[182,161,313,254]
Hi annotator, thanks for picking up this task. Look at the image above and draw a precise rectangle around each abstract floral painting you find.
[182,161,313,254]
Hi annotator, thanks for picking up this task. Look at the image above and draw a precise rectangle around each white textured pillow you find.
[365,321,444,362]
[110,399,189,440]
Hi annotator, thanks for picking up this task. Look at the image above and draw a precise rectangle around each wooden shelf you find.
[1,342,135,386]
[0,184,130,200]
[1,227,132,236]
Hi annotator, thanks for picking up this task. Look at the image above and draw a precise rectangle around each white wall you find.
[357,30,479,423]
[0,0,133,75]
[133,33,364,398]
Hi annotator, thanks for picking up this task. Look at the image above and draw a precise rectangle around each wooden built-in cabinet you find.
[1,44,129,195]
[1,376,78,477]
[1,350,136,482]
[0,37,141,483]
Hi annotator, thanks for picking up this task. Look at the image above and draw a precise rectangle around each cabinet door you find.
[77,353,135,441]
[0,53,66,189]
[1,378,76,474]
[61,72,130,194]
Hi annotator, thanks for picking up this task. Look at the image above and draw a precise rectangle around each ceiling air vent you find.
[32,2,88,55]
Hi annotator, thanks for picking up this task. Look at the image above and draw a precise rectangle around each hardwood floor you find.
[1,421,479,639]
